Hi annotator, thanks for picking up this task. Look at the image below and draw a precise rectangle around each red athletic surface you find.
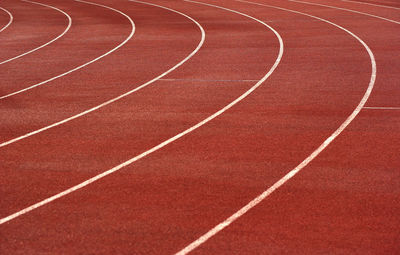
[0,0,399,254]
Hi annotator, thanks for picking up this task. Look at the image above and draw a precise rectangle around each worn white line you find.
[363,106,400,110]
[175,0,376,254]
[0,0,283,224]
[0,0,205,149]
[342,0,400,11]
[0,0,134,99]
[290,0,400,25]
[0,1,72,65]
[0,6,13,33]
[159,78,258,82]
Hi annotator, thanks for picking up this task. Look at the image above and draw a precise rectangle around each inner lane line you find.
[0,6,13,33]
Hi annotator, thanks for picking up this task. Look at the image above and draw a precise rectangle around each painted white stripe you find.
[342,0,400,11]
[0,0,135,100]
[0,0,72,65]
[290,0,400,25]
[0,6,13,33]
[159,78,259,82]
[0,0,205,149]
[0,0,283,224]
[363,106,400,110]
[175,0,376,254]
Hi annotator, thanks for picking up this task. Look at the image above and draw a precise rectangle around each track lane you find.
[342,0,400,10]
[0,0,379,254]
[0,0,207,216]
[175,0,398,253]
[0,0,135,99]
[0,0,67,62]
[0,0,72,65]
[289,0,400,24]
[0,0,282,253]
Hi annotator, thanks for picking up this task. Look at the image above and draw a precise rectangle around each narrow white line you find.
[0,0,134,100]
[0,0,205,149]
[342,0,400,11]
[159,78,258,82]
[0,6,13,33]
[175,0,376,254]
[290,0,400,25]
[0,0,283,224]
[0,0,72,65]
[363,106,400,110]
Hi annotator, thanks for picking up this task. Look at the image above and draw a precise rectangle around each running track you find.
[0,0,399,254]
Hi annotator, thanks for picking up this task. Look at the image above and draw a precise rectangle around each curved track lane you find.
[0,0,398,254]
[0,0,72,65]
[0,0,135,99]
[176,0,375,253]
[0,0,281,253]
[175,0,398,253]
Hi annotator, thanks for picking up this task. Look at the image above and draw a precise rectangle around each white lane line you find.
[290,0,400,25]
[363,106,400,110]
[0,0,72,65]
[0,0,134,100]
[0,6,13,33]
[175,0,376,254]
[0,0,205,149]
[159,78,259,82]
[342,0,400,11]
[0,0,283,224]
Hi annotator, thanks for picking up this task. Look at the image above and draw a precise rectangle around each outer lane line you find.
[0,0,205,149]
[175,0,376,254]
[290,0,400,24]
[341,0,400,11]
[0,0,283,224]
[0,0,135,100]
[0,6,13,33]
[0,0,72,65]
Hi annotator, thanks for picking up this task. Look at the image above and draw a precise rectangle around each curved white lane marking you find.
[0,6,13,33]
[0,0,205,149]
[176,0,376,254]
[0,0,135,100]
[342,0,400,11]
[0,0,72,65]
[0,0,283,224]
[290,0,400,24]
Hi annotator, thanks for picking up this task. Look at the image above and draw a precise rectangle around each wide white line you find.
[0,0,205,149]
[175,0,376,254]
[0,6,13,33]
[363,106,400,110]
[342,0,400,11]
[0,0,134,100]
[290,0,400,24]
[0,0,283,224]
[0,0,72,65]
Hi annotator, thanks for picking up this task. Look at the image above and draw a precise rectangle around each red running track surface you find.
[0,0,399,254]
